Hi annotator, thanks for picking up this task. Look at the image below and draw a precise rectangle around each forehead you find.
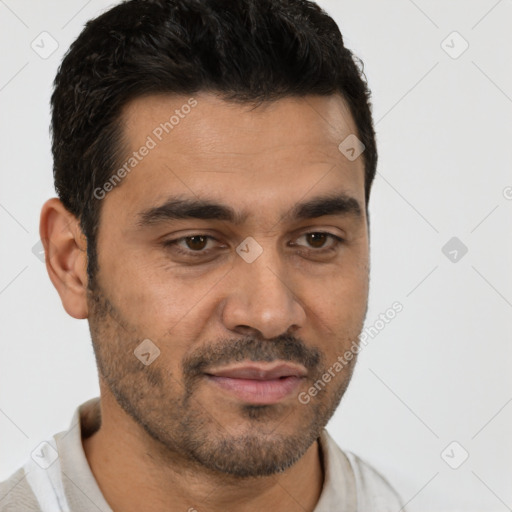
[121,92,359,152]
[106,92,366,227]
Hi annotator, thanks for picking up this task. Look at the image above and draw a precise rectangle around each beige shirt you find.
[0,397,405,511]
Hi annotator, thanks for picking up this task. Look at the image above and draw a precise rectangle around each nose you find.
[220,248,307,340]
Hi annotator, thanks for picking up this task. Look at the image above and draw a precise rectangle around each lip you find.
[206,362,308,380]
[205,362,307,405]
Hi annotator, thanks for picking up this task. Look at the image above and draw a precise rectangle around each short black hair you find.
[51,0,377,287]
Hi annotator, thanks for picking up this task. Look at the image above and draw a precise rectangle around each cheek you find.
[306,264,368,350]
[314,253,369,307]
[103,255,220,345]
[311,285,367,335]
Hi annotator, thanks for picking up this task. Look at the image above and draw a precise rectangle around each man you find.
[0,0,406,510]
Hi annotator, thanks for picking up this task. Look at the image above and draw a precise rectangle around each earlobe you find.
[39,198,90,319]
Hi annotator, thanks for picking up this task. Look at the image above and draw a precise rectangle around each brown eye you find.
[184,235,209,251]
[162,234,224,259]
[293,232,343,250]
[305,232,329,248]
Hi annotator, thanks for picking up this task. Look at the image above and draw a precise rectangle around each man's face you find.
[86,93,369,477]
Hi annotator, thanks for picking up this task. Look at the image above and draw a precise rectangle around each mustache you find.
[182,333,322,379]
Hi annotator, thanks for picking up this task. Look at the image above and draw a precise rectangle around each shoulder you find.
[344,450,406,511]
[319,429,406,511]
[0,467,41,512]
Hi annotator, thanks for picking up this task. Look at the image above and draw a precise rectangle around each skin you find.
[40,92,370,512]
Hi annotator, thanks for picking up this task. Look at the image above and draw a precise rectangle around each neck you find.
[82,390,325,512]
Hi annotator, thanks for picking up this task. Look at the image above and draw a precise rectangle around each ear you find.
[39,198,89,319]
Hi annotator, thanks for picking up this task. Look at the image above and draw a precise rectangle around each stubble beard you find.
[86,278,360,478]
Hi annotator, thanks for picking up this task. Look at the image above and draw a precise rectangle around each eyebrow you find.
[135,192,363,229]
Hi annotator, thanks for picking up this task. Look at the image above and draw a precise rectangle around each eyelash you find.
[162,232,344,259]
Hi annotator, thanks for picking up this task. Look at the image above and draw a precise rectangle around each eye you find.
[292,232,344,252]
[162,235,221,257]
[162,231,344,260]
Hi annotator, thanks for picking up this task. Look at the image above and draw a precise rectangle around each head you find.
[43,0,376,478]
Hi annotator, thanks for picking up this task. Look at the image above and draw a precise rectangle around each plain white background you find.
[1,1,511,511]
